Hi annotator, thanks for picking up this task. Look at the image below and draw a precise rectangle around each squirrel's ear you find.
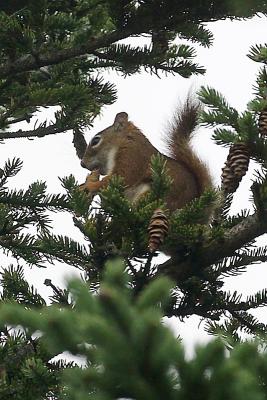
[113,112,128,130]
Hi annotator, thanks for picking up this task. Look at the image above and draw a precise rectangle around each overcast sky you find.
[1,14,267,355]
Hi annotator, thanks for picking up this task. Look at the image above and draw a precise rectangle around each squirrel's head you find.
[81,112,130,175]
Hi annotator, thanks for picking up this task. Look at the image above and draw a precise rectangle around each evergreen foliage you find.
[0,157,71,265]
[1,1,267,398]
[196,40,267,337]
[0,0,266,144]
[0,265,74,400]
[2,261,267,400]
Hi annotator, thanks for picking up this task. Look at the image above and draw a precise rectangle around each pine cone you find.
[148,208,169,253]
[259,108,267,137]
[221,164,238,193]
[221,143,250,193]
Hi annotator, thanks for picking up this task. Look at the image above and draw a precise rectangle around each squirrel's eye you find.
[91,135,101,147]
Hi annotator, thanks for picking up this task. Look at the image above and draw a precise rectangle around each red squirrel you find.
[80,98,212,211]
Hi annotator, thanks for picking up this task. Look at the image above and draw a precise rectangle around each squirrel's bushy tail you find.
[166,96,212,195]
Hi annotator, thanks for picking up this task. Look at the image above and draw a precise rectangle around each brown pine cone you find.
[221,143,250,193]
[148,208,169,253]
[259,108,267,137]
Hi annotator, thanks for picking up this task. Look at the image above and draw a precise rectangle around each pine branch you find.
[211,255,248,278]
[0,121,70,140]
[248,43,267,63]
[72,128,87,160]
[222,208,250,229]
[198,86,239,129]
[158,212,267,279]
[36,234,93,270]
[227,309,267,335]
[2,2,261,81]
[0,29,133,79]
[167,301,221,320]
[210,248,267,279]
[178,23,214,47]
[93,43,205,77]
[0,158,23,186]
[166,284,267,323]
[0,186,69,211]
[0,265,46,307]
[198,213,266,267]
[246,289,267,309]
[0,233,44,266]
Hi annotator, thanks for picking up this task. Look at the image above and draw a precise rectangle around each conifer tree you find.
[1,1,267,398]
[0,0,265,145]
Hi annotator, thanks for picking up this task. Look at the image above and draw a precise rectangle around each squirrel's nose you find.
[80,160,86,169]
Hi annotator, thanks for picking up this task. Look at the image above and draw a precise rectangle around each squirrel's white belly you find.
[125,183,151,203]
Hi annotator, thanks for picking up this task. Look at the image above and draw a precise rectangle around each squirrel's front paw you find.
[79,170,100,193]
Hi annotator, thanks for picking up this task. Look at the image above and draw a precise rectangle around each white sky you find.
[1,15,267,355]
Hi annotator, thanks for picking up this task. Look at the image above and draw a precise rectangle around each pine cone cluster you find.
[148,208,169,253]
[221,143,250,193]
[259,108,267,137]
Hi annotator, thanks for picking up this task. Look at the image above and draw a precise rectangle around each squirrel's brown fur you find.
[80,98,213,212]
